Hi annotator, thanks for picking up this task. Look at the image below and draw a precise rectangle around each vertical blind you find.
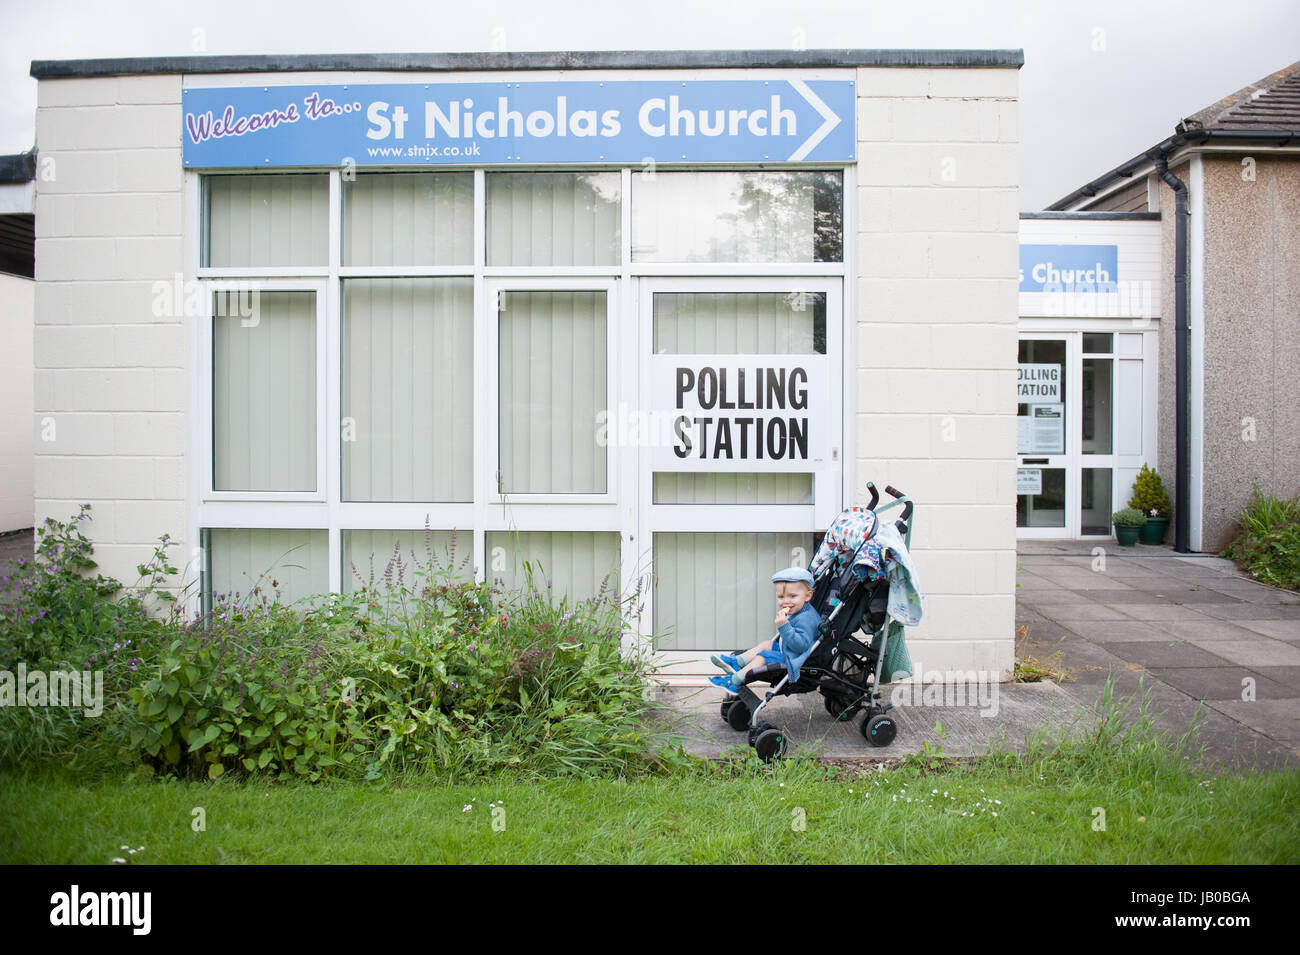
[213,290,316,491]
[487,172,620,266]
[207,528,328,607]
[343,529,458,593]
[653,532,814,651]
[498,290,607,494]
[653,291,825,354]
[653,473,814,505]
[206,174,328,267]
[486,531,621,605]
[344,173,473,266]
[343,278,474,501]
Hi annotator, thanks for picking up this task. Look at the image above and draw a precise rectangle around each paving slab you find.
[1144,666,1293,702]
[1202,699,1300,747]
[1238,619,1300,641]
[1103,641,1230,668]
[1192,639,1300,668]
[1192,603,1300,621]
[1064,620,1184,643]
[648,682,1085,760]
[1029,602,1131,621]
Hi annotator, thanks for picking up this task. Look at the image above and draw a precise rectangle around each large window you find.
[195,167,848,653]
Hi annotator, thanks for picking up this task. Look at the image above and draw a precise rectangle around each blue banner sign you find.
[182,78,856,168]
[1019,244,1119,293]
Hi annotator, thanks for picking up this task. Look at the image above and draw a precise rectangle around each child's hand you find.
[775,611,789,626]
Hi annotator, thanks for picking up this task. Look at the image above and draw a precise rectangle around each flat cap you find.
[771,566,815,586]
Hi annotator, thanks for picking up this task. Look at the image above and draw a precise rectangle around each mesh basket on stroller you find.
[718,483,920,761]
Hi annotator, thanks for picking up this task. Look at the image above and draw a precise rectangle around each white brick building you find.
[28,50,1022,679]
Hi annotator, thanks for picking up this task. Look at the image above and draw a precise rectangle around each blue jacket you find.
[776,602,822,683]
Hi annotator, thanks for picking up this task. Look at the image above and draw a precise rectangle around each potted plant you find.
[1112,508,1146,547]
[1128,464,1172,544]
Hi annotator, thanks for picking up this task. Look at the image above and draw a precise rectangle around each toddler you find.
[709,567,821,692]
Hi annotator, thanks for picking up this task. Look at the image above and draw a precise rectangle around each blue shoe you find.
[709,674,740,694]
[710,653,743,673]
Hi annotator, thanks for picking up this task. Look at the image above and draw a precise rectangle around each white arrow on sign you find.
[786,80,841,162]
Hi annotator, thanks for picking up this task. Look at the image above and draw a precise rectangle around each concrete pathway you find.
[652,541,1300,772]
[1015,541,1299,772]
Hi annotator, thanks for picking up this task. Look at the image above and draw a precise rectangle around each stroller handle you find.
[865,482,880,511]
[882,485,914,524]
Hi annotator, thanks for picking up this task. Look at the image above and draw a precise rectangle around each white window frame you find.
[484,276,621,507]
[184,161,855,639]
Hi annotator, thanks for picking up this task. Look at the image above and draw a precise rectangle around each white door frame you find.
[635,277,844,670]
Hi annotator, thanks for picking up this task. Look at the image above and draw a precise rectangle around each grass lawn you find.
[4,751,1297,864]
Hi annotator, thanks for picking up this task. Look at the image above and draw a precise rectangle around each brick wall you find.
[32,75,187,589]
[854,67,1020,677]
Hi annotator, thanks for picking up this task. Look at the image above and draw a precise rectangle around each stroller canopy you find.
[810,506,880,580]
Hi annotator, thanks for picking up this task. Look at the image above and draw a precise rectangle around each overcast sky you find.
[3,0,1297,208]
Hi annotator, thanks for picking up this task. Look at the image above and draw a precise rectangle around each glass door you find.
[1017,336,1069,536]
[1080,333,1116,536]
[639,278,843,660]
[1017,332,1119,539]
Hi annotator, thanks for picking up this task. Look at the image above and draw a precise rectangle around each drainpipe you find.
[1152,153,1190,553]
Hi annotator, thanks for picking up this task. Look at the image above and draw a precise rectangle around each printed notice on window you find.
[1018,405,1064,454]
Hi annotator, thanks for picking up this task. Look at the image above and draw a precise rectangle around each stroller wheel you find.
[823,695,857,722]
[726,698,752,732]
[862,713,897,747]
[748,721,775,747]
[754,728,786,762]
[720,699,735,722]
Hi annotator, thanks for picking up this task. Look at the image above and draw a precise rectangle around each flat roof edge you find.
[30,48,1025,79]
[1020,211,1161,220]
[0,152,36,184]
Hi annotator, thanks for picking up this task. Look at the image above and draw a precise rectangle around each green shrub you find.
[1127,464,1171,518]
[0,506,178,765]
[1111,508,1146,526]
[2,507,671,782]
[1221,490,1300,590]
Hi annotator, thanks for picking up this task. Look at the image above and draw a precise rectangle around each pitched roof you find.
[1176,59,1300,134]
[1048,58,1300,209]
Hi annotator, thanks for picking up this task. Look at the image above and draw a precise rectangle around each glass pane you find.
[633,170,842,263]
[485,531,620,604]
[343,529,461,594]
[1017,468,1066,528]
[654,473,813,504]
[206,174,327,267]
[1017,339,1066,455]
[213,290,316,491]
[1082,358,1113,454]
[1081,469,1113,535]
[344,173,473,266]
[653,292,825,354]
[343,279,473,502]
[653,532,815,651]
[206,528,327,606]
[499,290,607,494]
[1083,333,1113,353]
[487,172,620,266]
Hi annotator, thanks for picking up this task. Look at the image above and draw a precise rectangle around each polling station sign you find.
[644,356,827,472]
[182,78,856,168]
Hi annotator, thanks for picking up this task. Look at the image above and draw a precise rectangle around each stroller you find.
[718,483,920,761]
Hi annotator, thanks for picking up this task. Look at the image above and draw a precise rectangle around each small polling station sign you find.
[182,78,856,168]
